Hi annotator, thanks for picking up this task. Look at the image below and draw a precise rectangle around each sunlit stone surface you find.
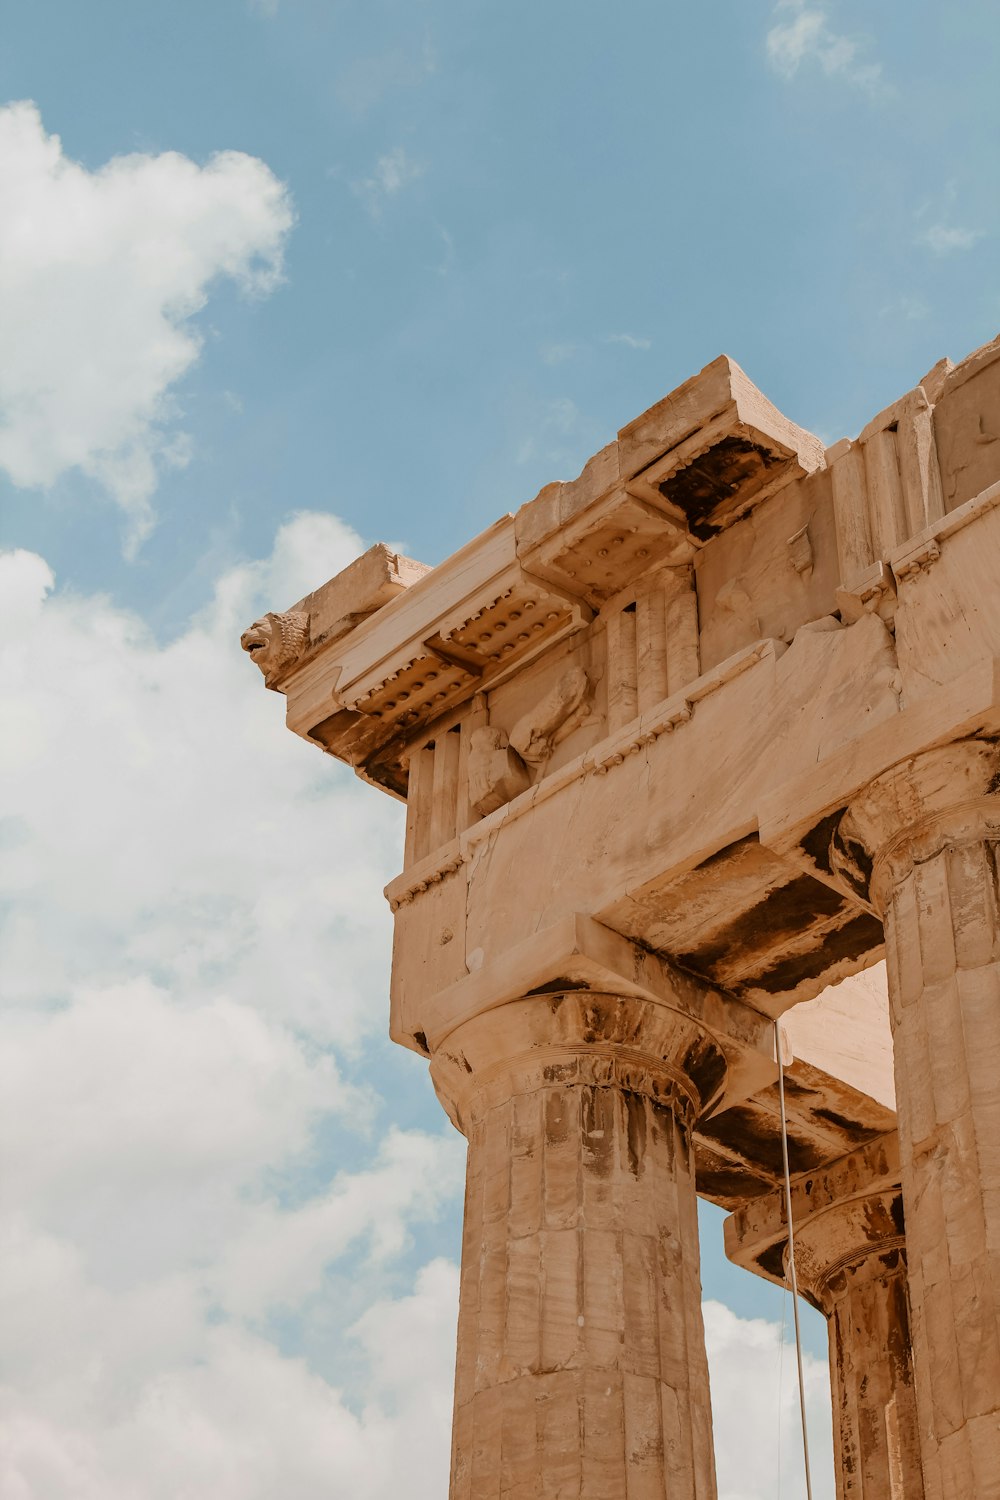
[244,333,1000,1498]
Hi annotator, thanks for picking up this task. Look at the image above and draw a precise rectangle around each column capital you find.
[429,990,728,1136]
[791,1186,906,1311]
[838,737,1000,911]
[725,1133,903,1309]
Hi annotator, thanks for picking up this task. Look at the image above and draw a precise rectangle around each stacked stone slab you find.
[242,332,1000,1498]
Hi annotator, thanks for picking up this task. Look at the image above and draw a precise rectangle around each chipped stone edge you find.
[891,477,1000,581]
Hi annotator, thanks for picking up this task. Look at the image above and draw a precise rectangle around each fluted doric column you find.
[794,1186,923,1499]
[430,991,727,1500]
[725,1135,923,1500]
[841,741,1000,1499]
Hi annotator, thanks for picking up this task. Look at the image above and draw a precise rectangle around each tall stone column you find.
[793,1187,923,1500]
[725,1136,924,1500]
[430,990,726,1500]
[841,740,1000,1499]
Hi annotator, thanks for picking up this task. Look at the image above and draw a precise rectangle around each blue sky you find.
[1,3,996,1496]
[3,0,998,611]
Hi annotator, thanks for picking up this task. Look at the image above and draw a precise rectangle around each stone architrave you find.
[840,742,1000,1500]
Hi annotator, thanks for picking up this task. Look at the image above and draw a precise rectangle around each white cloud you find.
[0,513,401,1043]
[765,3,883,94]
[0,518,467,1498]
[0,101,293,553]
[214,1129,464,1319]
[0,981,345,1231]
[355,147,423,213]
[0,1228,462,1500]
[347,1258,459,1490]
[608,332,652,350]
[918,223,983,255]
[705,1300,834,1500]
[0,519,837,1497]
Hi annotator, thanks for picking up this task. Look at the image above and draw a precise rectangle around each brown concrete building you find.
[242,332,1000,1498]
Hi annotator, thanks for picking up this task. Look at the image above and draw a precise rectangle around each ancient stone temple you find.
[242,334,1000,1499]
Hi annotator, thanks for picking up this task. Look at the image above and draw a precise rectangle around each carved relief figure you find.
[508,663,593,767]
[467,726,532,816]
[240,611,309,687]
[468,666,594,817]
[787,522,814,578]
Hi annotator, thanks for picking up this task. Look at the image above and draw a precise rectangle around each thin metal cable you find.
[776,1283,787,1500]
[775,1020,815,1500]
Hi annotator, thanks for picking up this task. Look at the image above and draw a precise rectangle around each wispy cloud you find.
[515,396,583,466]
[537,333,651,365]
[544,396,581,434]
[355,147,423,214]
[878,295,931,323]
[918,223,983,256]
[336,42,436,115]
[539,341,580,365]
[766,2,884,95]
[435,225,455,276]
[608,333,652,350]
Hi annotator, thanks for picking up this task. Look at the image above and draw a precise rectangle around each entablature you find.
[242,333,1000,1017]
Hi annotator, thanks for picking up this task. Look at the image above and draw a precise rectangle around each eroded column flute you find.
[842,740,1000,1500]
[726,1135,924,1500]
[430,991,726,1500]
[795,1190,922,1498]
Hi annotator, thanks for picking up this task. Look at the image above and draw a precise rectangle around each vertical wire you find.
[775,1020,815,1500]
[776,1285,787,1500]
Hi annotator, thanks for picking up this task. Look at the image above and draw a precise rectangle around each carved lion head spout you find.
[240,611,309,687]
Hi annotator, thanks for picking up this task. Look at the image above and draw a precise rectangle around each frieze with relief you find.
[468,665,594,817]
